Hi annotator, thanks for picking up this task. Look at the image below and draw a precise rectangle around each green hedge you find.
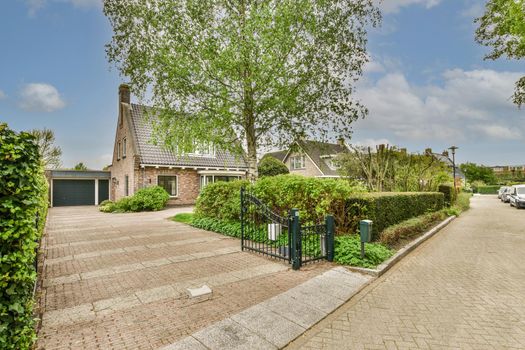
[0,123,48,349]
[476,185,500,194]
[100,186,170,212]
[346,192,444,240]
[258,156,289,177]
[195,175,364,232]
[438,184,456,207]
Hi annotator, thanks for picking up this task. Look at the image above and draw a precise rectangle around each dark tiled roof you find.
[297,140,347,176]
[129,103,248,169]
[262,150,288,162]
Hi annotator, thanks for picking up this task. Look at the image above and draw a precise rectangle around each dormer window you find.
[190,142,215,157]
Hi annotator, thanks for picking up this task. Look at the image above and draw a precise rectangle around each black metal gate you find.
[240,188,334,270]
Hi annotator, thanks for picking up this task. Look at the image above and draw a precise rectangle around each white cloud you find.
[375,0,442,14]
[25,0,100,16]
[19,83,66,112]
[461,3,485,19]
[0,90,6,99]
[356,68,524,142]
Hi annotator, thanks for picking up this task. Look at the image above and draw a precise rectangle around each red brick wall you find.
[136,167,200,205]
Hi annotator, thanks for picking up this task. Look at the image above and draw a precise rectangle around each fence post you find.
[240,187,244,251]
[325,215,335,262]
[290,208,301,270]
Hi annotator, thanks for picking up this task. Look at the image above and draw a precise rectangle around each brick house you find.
[264,140,347,178]
[110,84,248,205]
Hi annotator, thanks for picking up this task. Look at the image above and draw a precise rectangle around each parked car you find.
[509,185,525,209]
[498,186,509,199]
[501,187,512,203]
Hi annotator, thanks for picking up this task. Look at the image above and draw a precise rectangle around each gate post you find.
[240,187,244,251]
[290,208,301,270]
[325,215,335,262]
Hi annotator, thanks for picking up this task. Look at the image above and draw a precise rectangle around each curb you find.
[346,215,456,277]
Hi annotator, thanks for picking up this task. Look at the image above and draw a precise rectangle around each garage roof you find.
[47,170,111,179]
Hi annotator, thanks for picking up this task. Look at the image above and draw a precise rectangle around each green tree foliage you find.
[338,146,451,192]
[258,156,289,177]
[0,123,48,349]
[73,162,88,171]
[459,162,497,184]
[476,0,525,106]
[28,128,62,169]
[104,0,380,179]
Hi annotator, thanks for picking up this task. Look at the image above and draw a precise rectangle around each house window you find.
[122,138,127,158]
[190,142,215,157]
[125,175,129,196]
[199,175,241,189]
[291,155,306,170]
[117,141,121,160]
[158,175,178,197]
[326,158,340,171]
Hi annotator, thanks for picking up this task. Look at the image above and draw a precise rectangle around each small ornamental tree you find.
[104,0,380,179]
[258,156,289,177]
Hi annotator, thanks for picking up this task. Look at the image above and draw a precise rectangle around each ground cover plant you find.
[334,235,394,268]
[0,123,48,349]
[100,186,170,212]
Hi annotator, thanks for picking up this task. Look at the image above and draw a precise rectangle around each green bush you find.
[100,186,170,213]
[476,185,500,194]
[438,184,456,206]
[194,180,250,220]
[0,123,48,349]
[192,217,242,238]
[334,235,393,268]
[258,156,289,177]
[379,211,448,246]
[172,213,194,224]
[346,192,444,240]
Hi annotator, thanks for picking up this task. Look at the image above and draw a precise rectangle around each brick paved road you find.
[36,206,327,350]
[287,195,525,350]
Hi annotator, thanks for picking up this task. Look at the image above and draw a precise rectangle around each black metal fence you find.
[241,188,334,270]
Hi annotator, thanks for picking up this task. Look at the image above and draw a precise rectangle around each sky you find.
[0,0,524,169]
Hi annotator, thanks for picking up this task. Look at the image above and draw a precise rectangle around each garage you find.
[47,170,111,207]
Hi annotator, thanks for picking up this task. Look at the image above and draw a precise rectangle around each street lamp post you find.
[449,146,459,193]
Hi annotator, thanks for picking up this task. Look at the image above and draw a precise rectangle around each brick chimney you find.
[119,84,130,104]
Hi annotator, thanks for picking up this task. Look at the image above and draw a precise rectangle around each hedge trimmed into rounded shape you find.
[438,184,456,207]
[99,186,170,213]
[258,156,289,177]
[0,123,48,349]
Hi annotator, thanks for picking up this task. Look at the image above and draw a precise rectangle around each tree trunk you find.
[246,128,258,181]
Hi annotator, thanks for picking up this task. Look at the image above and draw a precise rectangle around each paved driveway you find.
[287,195,525,350]
[36,206,326,350]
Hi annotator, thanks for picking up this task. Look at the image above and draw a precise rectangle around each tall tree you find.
[104,0,380,179]
[29,128,62,169]
[460,162,497,184]
[476,0,525,106]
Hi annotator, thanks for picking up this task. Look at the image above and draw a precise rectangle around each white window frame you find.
[291,155,306,170]
[158,175,179,198]
[189,142,216,157]
[117,141,121,160]
[122,138,127,158]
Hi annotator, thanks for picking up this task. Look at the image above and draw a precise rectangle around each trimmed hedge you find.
[346,192,444,240]
[476,185,500,194]
[100,186,170,212]
[0,123,48,349]
[379,210,447,246]
[438,184,456,207]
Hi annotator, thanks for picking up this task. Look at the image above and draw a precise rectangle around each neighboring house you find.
[430,150,465,185]
[491,165,525,175]
[111,84,248,205]
[264,140,347,178]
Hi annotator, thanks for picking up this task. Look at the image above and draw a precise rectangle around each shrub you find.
[455,192,471,212]
[379,211,448,246]
[258,156,289,177]
[100,186,170,213]
[334,235,393,268]
[192,217,242,238]
[346,192,444,240]
[438,184,456,206]
[476,185,500,194]
[0,123,48,349]
[194,180,249,220]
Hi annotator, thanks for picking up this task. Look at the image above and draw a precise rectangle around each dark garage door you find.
[98,179,109,203]
[53,180,95,206]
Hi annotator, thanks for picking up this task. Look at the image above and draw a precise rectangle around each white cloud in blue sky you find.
[25,0,100,16]
[377,0,442,14]
[19,83,66,112]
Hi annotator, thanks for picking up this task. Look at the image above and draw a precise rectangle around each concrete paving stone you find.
[159,337,208,350]
[280,283,345,314]
[141,258,172,268]
[187,285,212,298]
[263,293,327,329]
[135,285,179,304]
[231,304,306,348]
[93,295,141,314]
[44,273,81,287]
[193,318,277,350]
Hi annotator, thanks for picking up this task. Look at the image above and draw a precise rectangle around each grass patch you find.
[334,235,394,269]
[172,212,195,224]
